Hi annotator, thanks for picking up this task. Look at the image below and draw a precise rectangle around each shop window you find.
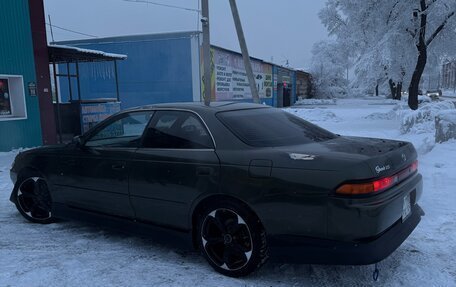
[0,75,27,121]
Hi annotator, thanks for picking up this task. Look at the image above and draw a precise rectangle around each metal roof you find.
[48,44,127,63]
[53,31,200,46]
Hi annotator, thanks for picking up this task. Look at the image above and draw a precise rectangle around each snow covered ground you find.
[442,89,456,99]
[1,98,455,286]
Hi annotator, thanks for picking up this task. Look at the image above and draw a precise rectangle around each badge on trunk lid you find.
[289,153,317,161]
[375,164,391,174]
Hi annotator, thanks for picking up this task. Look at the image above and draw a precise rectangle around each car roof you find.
[124,101,271,114]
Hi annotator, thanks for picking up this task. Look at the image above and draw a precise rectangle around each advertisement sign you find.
[0,79,12,116]
[213,49,273,101]
[80,102,121,133]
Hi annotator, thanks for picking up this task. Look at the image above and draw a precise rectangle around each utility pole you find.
[229,0,260,103]
[201,0,211,106]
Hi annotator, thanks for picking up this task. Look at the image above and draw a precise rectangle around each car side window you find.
[142,111,214,149]
[85,111,154,148]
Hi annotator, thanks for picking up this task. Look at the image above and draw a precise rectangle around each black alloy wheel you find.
[198,202,268,277]
[14,175,54,224]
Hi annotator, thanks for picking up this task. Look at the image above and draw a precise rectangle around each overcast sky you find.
[44,0,328,69]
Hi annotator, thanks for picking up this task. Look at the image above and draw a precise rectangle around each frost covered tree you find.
[310,41,350,98]
[317,0,456,109]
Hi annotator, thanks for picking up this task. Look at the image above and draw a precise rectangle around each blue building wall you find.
[57,32,302,110]
[0,0,42,151]
[57,32,198,109]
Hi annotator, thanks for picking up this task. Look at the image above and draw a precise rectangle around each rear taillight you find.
[336,160,418,196]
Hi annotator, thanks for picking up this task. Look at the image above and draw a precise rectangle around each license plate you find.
[402,194,412,222]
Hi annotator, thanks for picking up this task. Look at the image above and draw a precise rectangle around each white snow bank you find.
[294,98,337,106]
[399,101,456,134]
[364,108,398,120]
[442,89,456,98]
[435,110,456,143]
[285,108,342,122]
[401,94,433,104]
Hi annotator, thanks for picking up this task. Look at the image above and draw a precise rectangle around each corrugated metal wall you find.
[57,32,197,109]
[0,0,42,151]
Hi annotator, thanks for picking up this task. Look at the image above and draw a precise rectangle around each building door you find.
[277,83,284,108]
[283,87,291,107]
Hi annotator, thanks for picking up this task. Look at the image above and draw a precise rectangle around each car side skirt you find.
[52,203,193,250]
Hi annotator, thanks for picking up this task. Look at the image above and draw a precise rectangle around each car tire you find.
[13,171,55,224]
[196,200,269,277]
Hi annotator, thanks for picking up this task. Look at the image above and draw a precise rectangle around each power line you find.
[123,0,201,13]
[45,23,98,38]
[45,1,200,40]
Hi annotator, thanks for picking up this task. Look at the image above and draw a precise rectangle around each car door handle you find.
[196,167,214,176]
[111,164,126,170]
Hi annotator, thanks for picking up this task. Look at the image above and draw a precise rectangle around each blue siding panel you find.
[58,35,195,109]
[0,0,42,151]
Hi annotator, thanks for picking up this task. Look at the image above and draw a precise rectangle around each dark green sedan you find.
[9,102,423,277]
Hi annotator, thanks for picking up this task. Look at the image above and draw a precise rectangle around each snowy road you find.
[1,99,455,286]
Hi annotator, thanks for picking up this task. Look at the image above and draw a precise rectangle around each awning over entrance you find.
[48,44,127,143]
[48,44,127,63]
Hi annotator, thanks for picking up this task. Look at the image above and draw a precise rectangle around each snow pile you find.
[442,89,456,98]
[294,98,337,106]
[435,110,456,143]
[400,94,433,104]
[364,107,398,120]
[363,97,399,105]
[399,101,456,134]
[417,95,433,104]
[285,108,342,122]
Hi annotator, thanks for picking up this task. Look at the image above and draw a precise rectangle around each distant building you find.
[295,70,312,100]
[1,0,127,150]
[442,60,456,89]
[2,4,313,151]
[56,32,201,109]
[56,32,308,109]
[0,0,56,151]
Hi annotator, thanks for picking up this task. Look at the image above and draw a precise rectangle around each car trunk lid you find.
[273,136,417,179]
[325,136,417,178]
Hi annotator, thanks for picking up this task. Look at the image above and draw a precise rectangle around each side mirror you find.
[72,135,83,147]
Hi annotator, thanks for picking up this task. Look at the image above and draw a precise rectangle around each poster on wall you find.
[213,49,273,101]
[0,79,12,116]
[80,102,121,133]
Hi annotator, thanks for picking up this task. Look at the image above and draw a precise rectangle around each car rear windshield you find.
[217,108,336,147]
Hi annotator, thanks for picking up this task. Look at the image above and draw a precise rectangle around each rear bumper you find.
[268,204,424,264]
